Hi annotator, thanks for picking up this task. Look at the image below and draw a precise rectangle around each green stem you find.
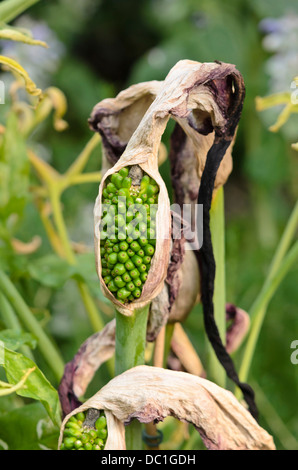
[77,282,106,333]
[50,187,75,265]
[238,201,298,390]
[115,305,149,450]
[65,134,101,179]
[67,172,102,186]
[208,186,226,387]
[262,200,298,289]
[49,186,104,333]
[238,240,298,388]
[163,323,174,368]
[0,270,64,381]
[0,293,34,361]
[0,0,40,22]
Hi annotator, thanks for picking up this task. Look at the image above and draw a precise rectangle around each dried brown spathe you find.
[59,365,275,451]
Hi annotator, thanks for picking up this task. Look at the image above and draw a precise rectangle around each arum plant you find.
[59,59,259,449]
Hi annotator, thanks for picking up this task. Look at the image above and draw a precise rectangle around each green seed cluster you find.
[99,166,159,303]
[60,411,108,450]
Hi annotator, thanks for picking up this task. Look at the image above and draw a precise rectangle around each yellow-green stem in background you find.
[208,186,226,388]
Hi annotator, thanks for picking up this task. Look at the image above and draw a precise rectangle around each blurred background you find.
[0,0,298,450]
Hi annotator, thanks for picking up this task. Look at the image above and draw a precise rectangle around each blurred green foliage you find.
[0,0,297,450]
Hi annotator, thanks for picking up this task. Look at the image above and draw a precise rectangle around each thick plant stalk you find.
[115,305,149,450]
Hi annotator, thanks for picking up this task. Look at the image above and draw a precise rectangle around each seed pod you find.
[59,409,108,451]
[94,127,171,315]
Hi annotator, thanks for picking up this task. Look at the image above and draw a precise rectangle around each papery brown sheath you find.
[58,366,275,451]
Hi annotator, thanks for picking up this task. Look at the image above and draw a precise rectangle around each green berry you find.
[95,438,104,446]
[144,244,155,256]
[126,281,135,291]
[89,430,98,440]
[97,428,108,440]
[106,182,117,194]
[122,272,131,283]
[95,416,107,430]
[131,254,142,266]
[133,288,142,298]
[108,280,118,292]
[118,251,129,263]
[133,278,142,288]
[118,188,130,198]
[115,214,125,227]
[125,260,134,271]
[127,248,134,257]
[113,263,126,276]
[139,222,147,233]
[81,433,89,443]
[63,428,81,438]
[111,173,123,189]
[107,253,118,265]
[119,241,129,251]
[114,276,126,288]
[119,167,129,178]
[64,437,76,449]
[74,440,83,449]
[122,176,132,188]
[130,241,141,252]
[117,288,131,300]
[117,200,126,213]
[84,442,93,450]
[139,236,149,247]
[130,269,139,279]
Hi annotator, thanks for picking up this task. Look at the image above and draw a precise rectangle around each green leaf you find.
[0,0,40,24]
[0,402,59,450]
[1,347,61,427]
[27,254,75,288]
[0,112,30,223]
[0,329,37,351]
